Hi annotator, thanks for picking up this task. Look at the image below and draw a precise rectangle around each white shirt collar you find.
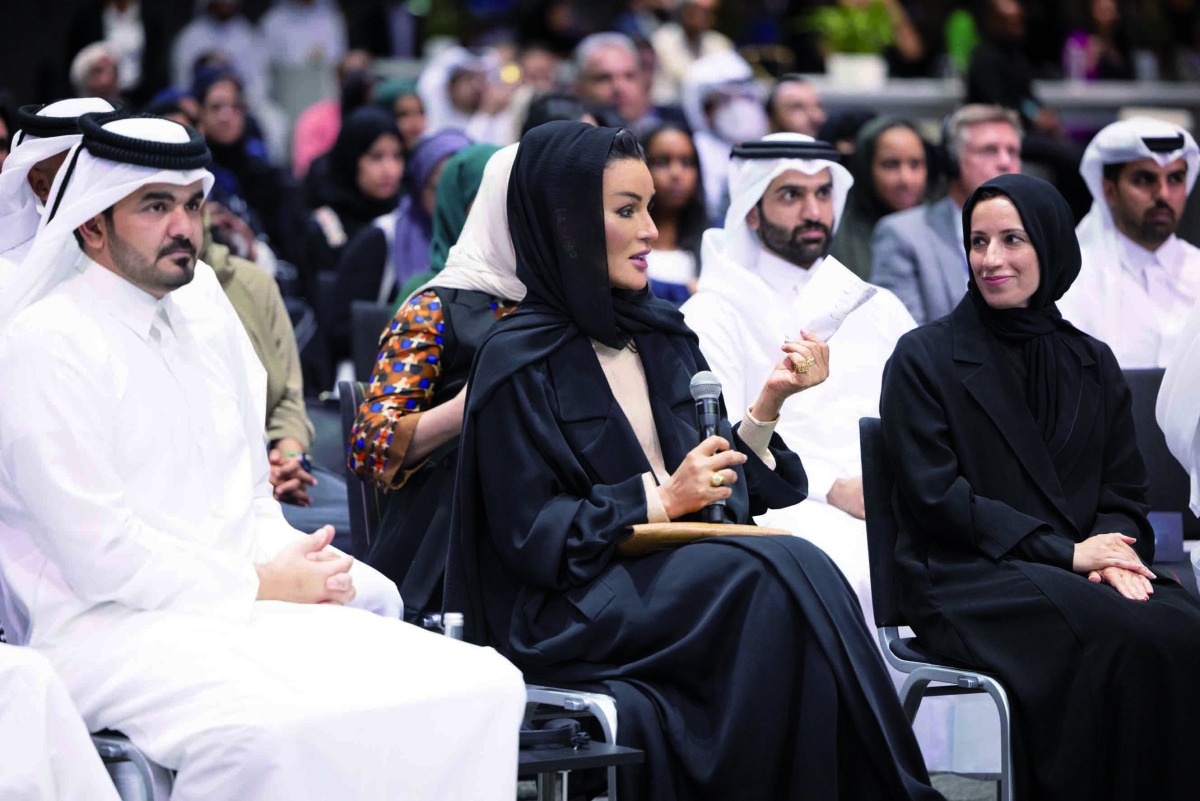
[80,257,173,341]
[754,246,819,297]
[1117,232,1185,288]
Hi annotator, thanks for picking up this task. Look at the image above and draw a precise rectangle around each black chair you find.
[350,300,396,383]
[859,417,1014,801]
[337,380,381,559]
[1122,368,1198,549]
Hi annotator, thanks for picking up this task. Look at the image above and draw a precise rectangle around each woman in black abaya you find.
[881,173,1200,800]
[446,121,943,801]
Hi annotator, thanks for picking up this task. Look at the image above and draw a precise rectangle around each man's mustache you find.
[158,238,197,259]
[790,223,831,240]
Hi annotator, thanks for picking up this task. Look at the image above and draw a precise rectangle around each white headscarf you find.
[680,50,755,137]
[699,132,853,289]
[2,116,215,327]
[1076,116,1200,255]
[398,143,524,307]
[417,45,490,136]
[0,98,115,255]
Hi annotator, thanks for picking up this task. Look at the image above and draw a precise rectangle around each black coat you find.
[881,298,1200,800]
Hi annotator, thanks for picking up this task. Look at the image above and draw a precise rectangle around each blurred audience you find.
[65,0,169,107]
[291,49,375,179]
[69,43,123,104]
[1062,0,1133,81]
[640,122,709,304]
[872,104,1022,323]
[766,74,826,137]
[351,0,426,59]
[172,0,270,107]
[681,50,767,223]
[417,46,516,145]
[830,116,931,279]
[573,32,676,133]
[372,77,427,151]
[651,0,733,104]
[262,0,348,71]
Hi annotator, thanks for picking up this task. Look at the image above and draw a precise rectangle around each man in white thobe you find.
[682,133,916,622]
[0,98,115,270]
[681,134,1000,773]
[1157,297,1200,589]
[0,112,524,800]
[1058,117,1200,368]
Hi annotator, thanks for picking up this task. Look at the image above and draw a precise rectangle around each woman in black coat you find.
[446,121,943,801]
[880,173,1200,800]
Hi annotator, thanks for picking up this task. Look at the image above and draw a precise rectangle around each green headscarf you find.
[372,77,419,113]
[397,142,500,303]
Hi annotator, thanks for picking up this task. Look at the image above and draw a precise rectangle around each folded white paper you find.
[791,255,876,341]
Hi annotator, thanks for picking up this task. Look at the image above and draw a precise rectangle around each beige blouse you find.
[590,339,778,523]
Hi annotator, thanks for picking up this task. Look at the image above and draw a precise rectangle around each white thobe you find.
[684,247,1001,773]
[1058,232,1200,368]
[0,643,120,801]
[0,259,524,800]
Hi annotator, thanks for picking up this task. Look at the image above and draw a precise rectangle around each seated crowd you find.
[2,1,1200,799]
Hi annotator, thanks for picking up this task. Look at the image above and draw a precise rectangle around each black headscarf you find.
[470,120,694,410]
[962,173,1083,444]
[320,106,403,224]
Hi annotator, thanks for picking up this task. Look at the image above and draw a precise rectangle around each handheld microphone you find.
[689,371,725,523]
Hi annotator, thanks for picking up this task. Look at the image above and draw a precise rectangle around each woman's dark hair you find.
[605,127,645,166]
[639,122,709,263]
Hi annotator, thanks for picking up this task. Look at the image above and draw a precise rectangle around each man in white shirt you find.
[0,99,115,270]
[1058,117,1200,367]
[0,112,523,800]
[681,133,915,617]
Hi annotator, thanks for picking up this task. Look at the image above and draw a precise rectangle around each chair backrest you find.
[351,300,396,382]
[337,380,380,558]
[859,417,906,629]
[1122,368,1199,540]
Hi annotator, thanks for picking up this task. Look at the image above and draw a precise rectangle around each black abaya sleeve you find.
[731,424,808,516]
[881,334,1072,564]
[474,368,649,592]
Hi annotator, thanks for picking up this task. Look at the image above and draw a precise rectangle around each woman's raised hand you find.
[751,331,830,421]
[1073,533,1155,579]
[657,435,747,520]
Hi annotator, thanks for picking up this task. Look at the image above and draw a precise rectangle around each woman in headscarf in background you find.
[446,121,944,801]
[372,76,427,152]
[881,173,1200,800]
[639,122,708,305]
[396,142,501,300]
[829,116,930,280]
[349,144,522,623]
[328,133,481,365]
[300,106,404,290]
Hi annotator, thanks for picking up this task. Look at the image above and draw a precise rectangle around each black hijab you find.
[318,106,402,225]
[470,120,694,410]
[962,172,1083,444]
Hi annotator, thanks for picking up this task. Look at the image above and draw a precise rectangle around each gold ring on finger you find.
[710,471,725,488]
[793,356,816,375]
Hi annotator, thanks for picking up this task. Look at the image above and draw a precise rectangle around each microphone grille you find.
[689,370,722,401]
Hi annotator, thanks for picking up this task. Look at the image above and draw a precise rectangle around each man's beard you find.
[1135,202,1177,248]
[756,208,831,268]
[109,228,197,294]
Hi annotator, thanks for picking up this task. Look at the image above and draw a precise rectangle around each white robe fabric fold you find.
[0,644,120,801]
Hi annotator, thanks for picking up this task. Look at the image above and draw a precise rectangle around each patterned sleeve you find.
[349,290,445,489]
